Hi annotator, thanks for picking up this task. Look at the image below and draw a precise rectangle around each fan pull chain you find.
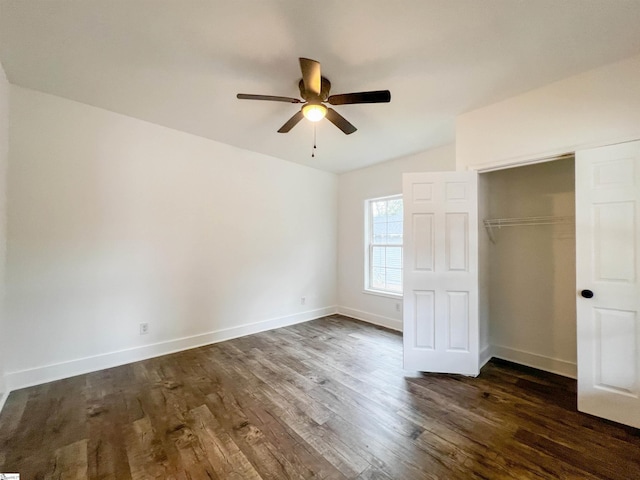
[311,125,317,158]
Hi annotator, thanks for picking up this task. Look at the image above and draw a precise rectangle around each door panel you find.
[576,141,640,429]
[594,308,636,393]
[445,213,469,271]
[403,171,479,375]
[593,202,635,281]
[413,214,435,270]
[447,291,470,351]
[414,291,435,349]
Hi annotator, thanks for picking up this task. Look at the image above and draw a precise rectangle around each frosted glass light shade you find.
[302,103,327,122]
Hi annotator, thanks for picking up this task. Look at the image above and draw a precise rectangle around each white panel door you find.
[402,171,479,375]
[576,141,640,429]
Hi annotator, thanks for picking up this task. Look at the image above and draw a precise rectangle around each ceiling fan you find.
[237,58,391,135]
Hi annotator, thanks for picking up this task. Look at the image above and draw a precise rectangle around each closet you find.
[403,141,640,428]
[482,157,577,377]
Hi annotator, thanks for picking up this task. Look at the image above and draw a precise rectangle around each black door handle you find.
[580,289,594,299]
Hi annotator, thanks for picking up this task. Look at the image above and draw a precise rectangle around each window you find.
[365,195,403,295]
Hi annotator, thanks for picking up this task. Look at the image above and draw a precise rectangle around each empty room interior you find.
[1,1,640,479]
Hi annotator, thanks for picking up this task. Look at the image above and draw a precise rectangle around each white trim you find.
[337,306,403,332]
[491,345,577,379]
[5,306,337,392]
[479,344,493,370]
[362,289,402,300]
[364,193,403,202]
[470,152,573,173]
[0,391,8,414]
[467,135,640,174]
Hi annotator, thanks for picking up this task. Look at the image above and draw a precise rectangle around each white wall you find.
[5,86,337,389]
[0,63,9,406]
[457,53,640,171]
[485,159,576,377]
[337,145,455,330]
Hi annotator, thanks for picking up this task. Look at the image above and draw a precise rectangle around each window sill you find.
[363,289,403,300]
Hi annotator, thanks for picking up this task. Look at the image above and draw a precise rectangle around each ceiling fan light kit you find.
[302,103,327,122]
[237,57,391,135]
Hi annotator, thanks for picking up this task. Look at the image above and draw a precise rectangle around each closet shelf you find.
[483,215,574,243]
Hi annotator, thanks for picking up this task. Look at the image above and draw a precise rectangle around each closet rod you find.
[483,215,574,243]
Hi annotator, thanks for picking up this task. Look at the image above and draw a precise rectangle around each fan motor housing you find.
[299,77,331,102]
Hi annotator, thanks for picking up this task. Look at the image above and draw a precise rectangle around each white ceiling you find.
[2,1,640,173]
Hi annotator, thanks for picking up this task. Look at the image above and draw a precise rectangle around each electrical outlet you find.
[301,297,306,305]
[396,302,401,312]
[140,322,149,335]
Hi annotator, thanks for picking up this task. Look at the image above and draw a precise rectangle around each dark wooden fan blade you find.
[325,108,357,135]
[237,94,301,103]
[327,90,391,105]
[277,111,304,133]
[299,58,321,96]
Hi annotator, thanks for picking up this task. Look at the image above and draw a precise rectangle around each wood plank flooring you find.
[1,314,639,479]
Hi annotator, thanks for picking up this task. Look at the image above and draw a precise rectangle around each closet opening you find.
[479,156,577,378]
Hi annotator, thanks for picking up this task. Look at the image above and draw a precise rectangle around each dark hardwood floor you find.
[1,314,639,479]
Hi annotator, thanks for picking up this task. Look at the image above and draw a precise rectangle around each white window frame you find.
[364,194,403,298]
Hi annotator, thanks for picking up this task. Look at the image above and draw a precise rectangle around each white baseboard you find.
[491,345,577,379]
[337,306,403,332]
[5,306,338,392]
[479,344,492,370]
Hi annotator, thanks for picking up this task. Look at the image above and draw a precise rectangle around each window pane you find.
[386,268,402,292]
[387,221,402,235]
[372,267,386,289]
[372,222,387,244]
[387,199,403,221]
[387,221,403,244]
[371,246,385,267]
[387,235,402,245]
[386,247,402,269]
[372,201,387,222]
